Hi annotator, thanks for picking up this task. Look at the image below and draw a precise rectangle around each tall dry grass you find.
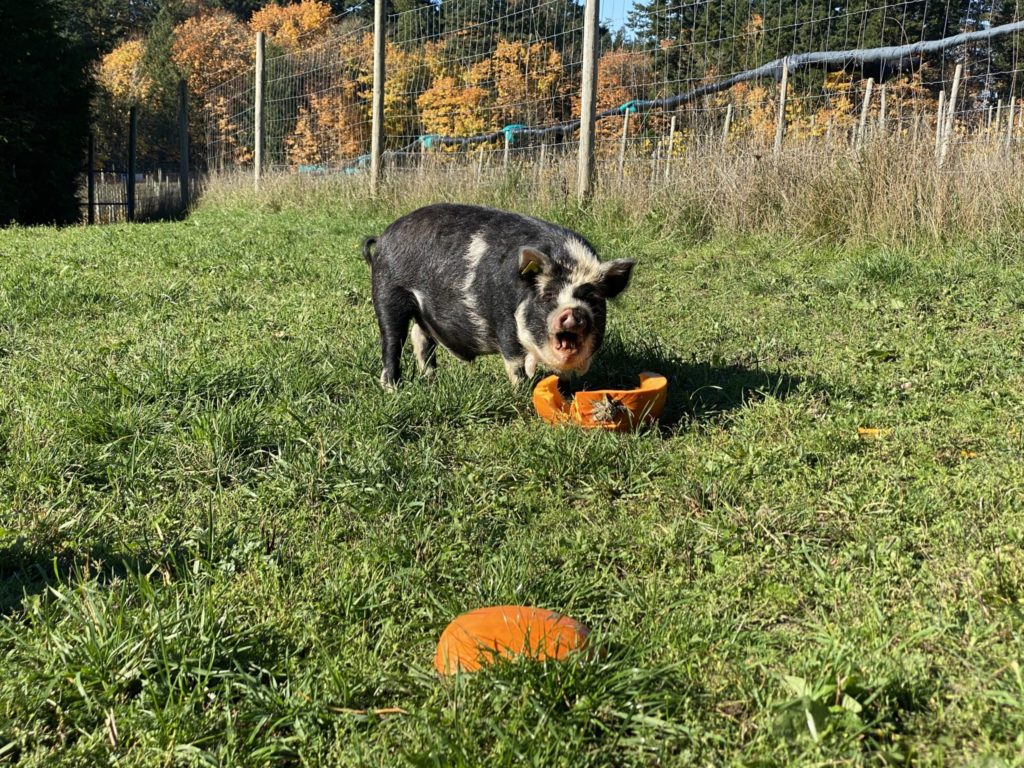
[199,134,1024,244]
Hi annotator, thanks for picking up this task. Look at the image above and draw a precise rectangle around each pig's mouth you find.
[552,330,586,363]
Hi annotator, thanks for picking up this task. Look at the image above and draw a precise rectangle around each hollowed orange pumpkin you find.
[532,372,668,432]
[434,605,590,675]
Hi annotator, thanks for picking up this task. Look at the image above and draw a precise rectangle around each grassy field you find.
[2,180,1024,766]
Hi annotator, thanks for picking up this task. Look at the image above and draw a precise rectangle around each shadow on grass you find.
[570,338,807,431]
[0,540,145,617]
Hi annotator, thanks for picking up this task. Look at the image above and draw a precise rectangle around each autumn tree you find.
[171,10,253,101]
[417,57,496,138]
[249,0,333,51]
[98,39,154,105]
[490,39,570,127]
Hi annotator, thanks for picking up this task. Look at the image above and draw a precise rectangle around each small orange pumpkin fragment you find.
[532,372,668,432]
[434,605,590,675]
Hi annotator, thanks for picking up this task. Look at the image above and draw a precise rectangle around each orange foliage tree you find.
[249,1,333,52]
[171,11,252,101]
[583,49,657,146]
[286,85,368,166]
[173,11,253,165]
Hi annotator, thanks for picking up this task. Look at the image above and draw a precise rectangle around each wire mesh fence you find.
[202,0,1024,187]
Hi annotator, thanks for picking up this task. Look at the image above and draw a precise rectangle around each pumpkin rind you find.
[532,372,668,432]
[435,605,590,675]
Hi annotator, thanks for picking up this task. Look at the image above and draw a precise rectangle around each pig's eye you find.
[573,283,598,301]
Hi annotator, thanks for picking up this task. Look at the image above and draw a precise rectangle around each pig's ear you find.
[596,259,635,298]
[518,246,551,279]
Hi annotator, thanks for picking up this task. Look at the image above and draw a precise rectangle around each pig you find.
[362,203,635,388]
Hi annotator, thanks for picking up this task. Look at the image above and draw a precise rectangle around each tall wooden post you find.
[370,0,385,196]
[178,79,190,212]
[664,114,676,180]
[127,106,137,222]
[618,110,630,175]
[774,57,789,156]
[576,0,599,202]
[935,90,945,159]
[254,32,265,190]
[722,103,733,146]
[87,134,96,225]
[856,78,874,150]
[1006,96,1016,150]
[939,63,963,166]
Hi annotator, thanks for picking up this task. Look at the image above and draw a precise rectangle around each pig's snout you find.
[554,307,589,334]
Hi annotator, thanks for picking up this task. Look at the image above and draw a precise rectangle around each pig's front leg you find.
[499,334,537,385]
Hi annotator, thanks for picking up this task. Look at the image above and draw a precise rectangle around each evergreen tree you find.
[0,0,93,225]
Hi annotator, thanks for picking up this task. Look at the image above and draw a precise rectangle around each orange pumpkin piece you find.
[532,372,668,432]
[434,605,590,675]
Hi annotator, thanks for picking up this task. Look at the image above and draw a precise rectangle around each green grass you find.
[2,190,1024,766]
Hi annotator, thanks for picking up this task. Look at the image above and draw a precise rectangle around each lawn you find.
[1,189,1023,766]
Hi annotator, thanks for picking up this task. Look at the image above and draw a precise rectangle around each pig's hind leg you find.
[374,288,417,388]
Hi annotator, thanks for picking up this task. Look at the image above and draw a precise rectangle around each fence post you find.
[254,31,265,190]
[87,134,95,225]
[576,0,599,202]
[773,57,789,156]
[503,132,511,169]
[879,83,887,132]
[664,114,676,180]
[722,103,732,147]
[178,79,190,212]
[618,110,630,175]
[856,78,873,150]
[127,106,137,222]
[370,0,385,196]
[935,90,945,159]
[476,144,485,181]
[939,63,963,166]
[1005,96,1016,150]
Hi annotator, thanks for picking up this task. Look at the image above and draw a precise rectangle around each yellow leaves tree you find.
[286,84,368,166]
[490,40,568,126]
[416,74,494,138]
[97,39,153,106]
[250,1,333,52]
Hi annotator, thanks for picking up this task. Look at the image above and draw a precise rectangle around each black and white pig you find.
[362,204,635,388]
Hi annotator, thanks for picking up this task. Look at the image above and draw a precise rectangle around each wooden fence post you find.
[370,0,385,196]
[774,57,789,156]
[934,91,945,159]
[939,63,963,166]
[576,0,599,202]
[127,106,137,222]
[618,110,630,175]
[87,134,95,225]
[663,114,676,180]
[178,79,190,212]
[722,103,733,146]
[254,31,265,190]
[1005,96,1016,150]
[856,78,874,150]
